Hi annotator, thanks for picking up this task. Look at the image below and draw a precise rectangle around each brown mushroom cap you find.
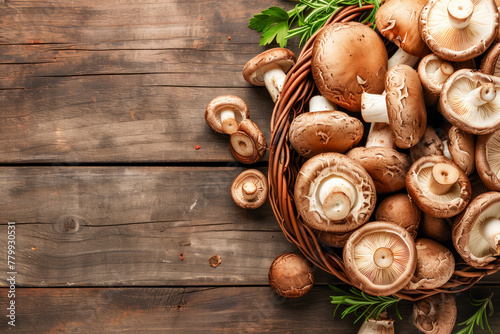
[375,193,422,239]
[230,169,268,209]
[289,111,364,158]
[420,213,453,242]
[480,42,500,76]
[412,293,457,334]
[242,48,296,87]
[316,229,353,248]
[205,95,250,134]
[229,119,267,164]
[418,54,455,106]
[476,130,500,191]
[406,155,471,218]
[268,252,314,298]
[440,69,500,135]
[343,221,417,296]
[410,125,445,163]
[419,0,499,62]
[453,191,500,267]
[358,318,395,334]
[294,153,376,233]
[311,22,388,112]
[444,124,476,175]
[406,238,455,290]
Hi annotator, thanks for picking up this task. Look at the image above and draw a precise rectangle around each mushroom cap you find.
[480,42,500,76]
[375,193,422,239]
[230,169,268,209]
[406,238,455,290]
[385,64,427,149]
[242,48,296,87]
[476,130,500,191]
[343,221,418,296]
[311,22,388,112]
[375,0,431,57]
[453,191,500,267]
[229,119,267,164]
[205,95,249,134]
[445,124,476,175]
[419,0,499,62]
[420,213,453,242]
[358,318,395,334]
[316,229,353,248]
[410,125,445,163]
[294,153,376,233]
[288,111,364,158]
[417,54,455,99]
[346,147,411,194]
[412,293,457,334]
[440,69,500,135]
[268,252,314,298]
[406,155,471,218]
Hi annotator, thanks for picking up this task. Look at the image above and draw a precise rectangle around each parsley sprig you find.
[248,0,381,47]
[329,285,402,324]
[456,292,494,334]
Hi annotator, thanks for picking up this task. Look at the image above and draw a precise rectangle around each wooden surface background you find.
[0,0,499,333]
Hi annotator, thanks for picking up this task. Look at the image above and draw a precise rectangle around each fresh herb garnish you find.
[456,292,494,334]
[248,0,381,47]
[329,285,402,324]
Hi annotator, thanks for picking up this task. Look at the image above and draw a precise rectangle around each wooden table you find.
[0,0,499,332]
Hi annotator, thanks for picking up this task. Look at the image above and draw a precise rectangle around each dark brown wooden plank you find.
[2,286,500,333]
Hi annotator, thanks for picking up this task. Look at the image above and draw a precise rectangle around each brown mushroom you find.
[358,317,395,334]
[440,69,500,135]
[205,95,250,134]
[406,155,471,218]
[230,169,268,209]
[419,0,499,62]
[412,293,457,334]
[405,238,455,290]
[420,213,453,242]
[268,252,314,298]
[418,54,456,106]
[229,119,266,164]
[343,221,418,296]
[294,153,376,233]
[375,193,422,239]
[453,191,500,268]
[361,64,427,149]
[480,43,500,76]
[316,229,353,248]
[311,22,388,112]
[288,95,363,158]
[243,48,296,103]
[476,130,500,191]
[410,125,445,163]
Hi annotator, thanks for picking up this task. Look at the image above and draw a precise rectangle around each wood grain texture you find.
[1,286,500,333]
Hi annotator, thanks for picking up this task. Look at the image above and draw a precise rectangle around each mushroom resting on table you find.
[229,119,266,164]
[412,293,457,334]
[268,253,314,298]
[230,169,268,209]
[205,95,249,135]
[357,317,394,334]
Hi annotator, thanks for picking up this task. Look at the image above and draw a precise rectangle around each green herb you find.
[455,292,494,334]
[329,285,402,324]
[248,0,381,48]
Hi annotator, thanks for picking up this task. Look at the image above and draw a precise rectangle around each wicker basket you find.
[267,5,500,301]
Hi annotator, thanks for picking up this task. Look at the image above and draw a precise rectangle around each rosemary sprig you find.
[455,292,494,334]
[248,0,381,48]
[329,285,402,324]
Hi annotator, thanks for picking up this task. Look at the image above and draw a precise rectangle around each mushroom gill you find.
[486,131,500,177]
[469,201,500,257]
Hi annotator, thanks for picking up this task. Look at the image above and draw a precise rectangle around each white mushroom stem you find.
[467,83,497,107]
[479,217,500,254]
[447,0,474,30]
[433,62,455,84]
[365,123,396,149]
[220,108,238,134]
[318,176,357,221]
[242,181,258,201]
[428,163,460,195]
[361,92,390,124]
[373,247,395,269]
[262,63,287,103]
[231,132,254,157]
[309,95,337,112]
[388,48,420,69]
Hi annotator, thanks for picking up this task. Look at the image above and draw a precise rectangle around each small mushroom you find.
[230,169,268,209]
[476,130,500,191]
[406,155,471,218]
[347,123,411,194]
[205,95,250,134]
[419,0,499,62]
[440,69,500,135]
[410,125,445,163]
[375,193,422,239]
[453,191,500,268]
[268,252,314,298]
[294,153,376,233]
[242,48,296,103]
[420,213,453,242]
[406,238,455,290]
[417,54,455,106]
[358,317,395,334]
[311,22,388,112]
[288,95,364,158]
[229,119,266,164]
[480,42,500,76]
[361,64,427,149]
[375,0,431,68]
[412,293,457,334]
[441,124,476,175]
[343,221,417,296]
